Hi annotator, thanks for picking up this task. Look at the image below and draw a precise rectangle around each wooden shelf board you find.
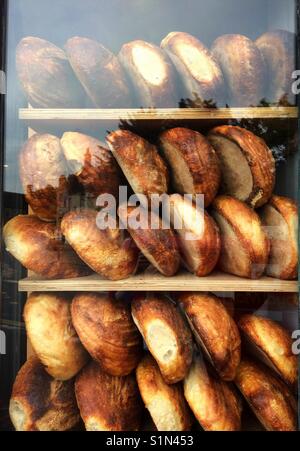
[18,271,298,293]
[19,107,298,121]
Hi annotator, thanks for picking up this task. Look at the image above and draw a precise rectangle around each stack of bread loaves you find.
[9,291,297,431]
[16,30,295,109]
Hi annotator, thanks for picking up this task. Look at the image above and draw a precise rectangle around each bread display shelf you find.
[18,271,298,293]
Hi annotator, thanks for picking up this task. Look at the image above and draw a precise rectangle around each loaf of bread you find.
[208,125,275,208]
[16,37,86,108]
[24,293,89,380]
[256,30,296,106]
[167,194,221,276]
[238,314,297,387]
[61,132,121,199]
[159,127,221,207]
[9,357,80,431]
[3,215,90,279]
[235,358,297,431]
[161,32,225,107]
[260,195,298,280]
[119,206,180,277]
[136,355,192,431]
[61,209,138,280]
[71,292,142,376]
[178,293,241,381]
[211,34,266,107]
[65,36,131,108]
[132,294,193,384]
[106,129,169,199]
[211,196,270,279]
[184,356,242,431]
[75,361,143,431]
[19,134,71,222]
[118,40,177,108]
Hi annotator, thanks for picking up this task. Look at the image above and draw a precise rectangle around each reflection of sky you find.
[4,0,297,194]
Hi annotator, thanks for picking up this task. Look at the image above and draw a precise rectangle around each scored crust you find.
[238,314,297,387]
[211,196,270,279]
[208,125,275,208]
[159,128,221,207]
[260,195,298,280]
[178,292,241,381]
[183,356,242,431]
[132,294,193,384]
[235,358,297,431]
[71,292,142,376]
[136,354,192,431]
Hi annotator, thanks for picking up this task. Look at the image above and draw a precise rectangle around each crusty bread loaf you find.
[260,195,298,280]
[65,36,132,108]
[106,129,169,199]
[211,34,266,107]
[178,293,241,381]
[61,209,138,280]
[161,32,225,107]
[75,361,143,431]
[61,132,121,199]
[9,357,80,431]
[159,128,221,207]
[3,215,90,279]
[256,30,296,106]
[238,314,297,387]
[184,356,242,431]
[24,293,89,380]
[16,37,86,108]
[132,294,193,384]
[167,194,221,276]
[208,125,275,208]
[71,292,142,376]
[19,134,71,222]
[136,355,192,431]
[119,206,180,277]
[211,196,270,279]
[118,40,177,108]
[235,358,297,431]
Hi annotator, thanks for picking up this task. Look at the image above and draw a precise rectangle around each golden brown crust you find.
[184,356,242,431]
[61,132,121,199]
[107,129,169,199]
[255,30,296,106]
[132,294,193,384]
[235,358,297,431]
[71,292,142,376]
[238,314,297,387]
[211,34,266,107]
[178,293,241,381]
[212,196,270,279]
[75,361,143,431]
[19,134,71,222]
[119,205,180,277]
[16,37,85,108]
[61,209,138,281]
[3,215,90,279]
[168,194,221,276]
[161,32,225,107]
[260,195,298,280]
[118,40,177,108]
[9,357,80,431]
[24,293,89,380]
[159,128,221,207]
[65,36,132,108]
[136,355,192,431]
[208,125,275,208]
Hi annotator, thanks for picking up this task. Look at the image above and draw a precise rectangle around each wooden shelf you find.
[18,271,298,293]
[19,107,298,134]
